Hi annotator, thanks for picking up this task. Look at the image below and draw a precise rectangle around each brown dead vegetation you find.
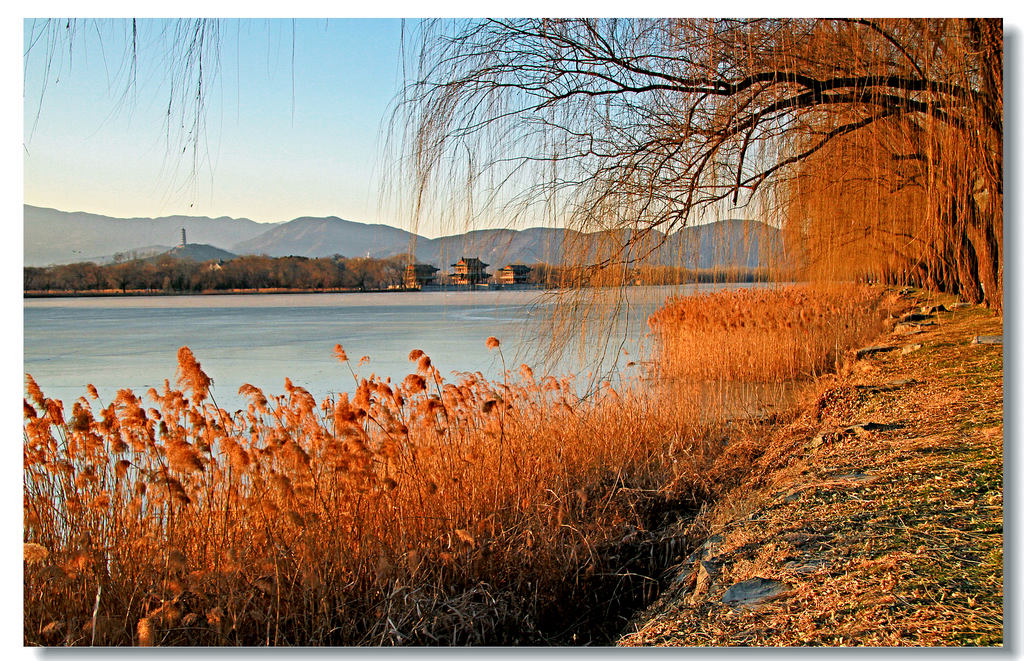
[621,292,1002,646]
[24,284,888,646]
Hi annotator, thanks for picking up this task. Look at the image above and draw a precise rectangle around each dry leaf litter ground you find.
[621,291,1002,646]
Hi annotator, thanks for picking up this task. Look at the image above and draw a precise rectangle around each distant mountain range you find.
[230,216,420,260]
[24,206,276,267]
[24,205,784,271]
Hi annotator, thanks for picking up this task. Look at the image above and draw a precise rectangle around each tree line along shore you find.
[24,253,776,296]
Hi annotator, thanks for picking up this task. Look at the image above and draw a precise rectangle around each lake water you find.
[24,284,762,411]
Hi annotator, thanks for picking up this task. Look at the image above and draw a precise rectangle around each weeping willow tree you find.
[394,18,1003,309]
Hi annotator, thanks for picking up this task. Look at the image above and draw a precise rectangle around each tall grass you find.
[24,345,701,645]
[649,285,892,383]
[24,285,890,646]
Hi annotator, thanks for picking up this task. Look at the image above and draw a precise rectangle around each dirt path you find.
[620,293,1003,646]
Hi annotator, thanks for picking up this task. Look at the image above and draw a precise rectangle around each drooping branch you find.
[395,18,1002,306]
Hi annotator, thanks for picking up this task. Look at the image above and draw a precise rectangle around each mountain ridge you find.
[23,205,277,267]
[230,215,421,259]
[24,205,783,271]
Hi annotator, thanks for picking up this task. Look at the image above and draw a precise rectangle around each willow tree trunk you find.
[964,189,1003,310]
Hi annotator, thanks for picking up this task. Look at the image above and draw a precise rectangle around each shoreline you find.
[22,278,779,299]
[23,284,550,299]
[620,292,1003,646]
[22,285,1001,646]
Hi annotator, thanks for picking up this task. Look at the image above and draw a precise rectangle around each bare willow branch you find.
[393,18,1002,309]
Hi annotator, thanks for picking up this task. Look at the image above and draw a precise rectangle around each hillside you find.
[81,243,238,265]
[411,221,782,271]
[159,243,238,263]
[620,295,1003,646]
[666,218,785,270]
[229,216,419,259]
[83,245,171,265]
[236,218,783,271]
[23,205,276,267]
[25,205,784,272]
[413,227,580,269]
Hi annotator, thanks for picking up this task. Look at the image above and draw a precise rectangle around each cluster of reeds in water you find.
[24,284,890,646]
[648,285,891,383]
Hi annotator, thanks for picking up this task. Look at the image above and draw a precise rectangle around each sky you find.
[23,18,417,231]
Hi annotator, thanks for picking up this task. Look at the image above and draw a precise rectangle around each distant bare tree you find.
[395,18,1002,307]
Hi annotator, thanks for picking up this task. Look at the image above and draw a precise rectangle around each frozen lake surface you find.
[24,285,762,411]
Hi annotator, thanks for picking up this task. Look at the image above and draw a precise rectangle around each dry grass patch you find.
[648,284,893,383]
[621,292,1002,646]
[24,340,720,645]
[23,284,898,646]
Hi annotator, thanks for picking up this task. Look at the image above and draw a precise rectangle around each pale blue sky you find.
[23,19,417,231]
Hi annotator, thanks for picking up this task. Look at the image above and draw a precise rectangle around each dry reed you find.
[24,285,888,646]
[649,284,892,383]
[24,342,688,645]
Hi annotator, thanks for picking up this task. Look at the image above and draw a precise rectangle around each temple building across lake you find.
[404,263,440,289]
[450,257,490,285]
[496,264,532,285]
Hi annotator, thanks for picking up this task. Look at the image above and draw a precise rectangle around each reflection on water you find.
[24,284,769,411]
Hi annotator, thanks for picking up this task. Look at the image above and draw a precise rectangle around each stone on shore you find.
[856,345,897,359]
[721,578,790,606]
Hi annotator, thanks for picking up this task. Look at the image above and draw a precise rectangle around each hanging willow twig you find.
[391,18,1002,309]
